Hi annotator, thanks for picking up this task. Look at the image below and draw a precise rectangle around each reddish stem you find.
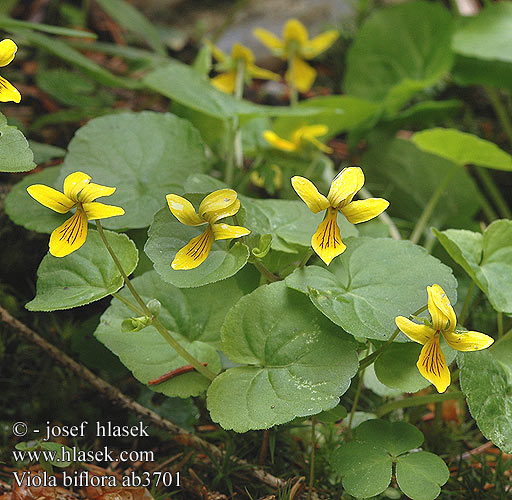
[148,363,209,385]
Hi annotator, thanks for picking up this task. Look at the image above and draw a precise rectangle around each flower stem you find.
[376,391,464,417]
[409,166,458,245]
[494,327,512,347]
[308,417,316,500]
[498,311,504,338]
[459,280,476,325]
[96,221,216,381]
[234,60,245,171]
[252,259,280,282]
[347,368,365,440]
[112,292,145,315]
[359,187,401,240]
[288,47,298,106]
[474,167,512,220]
[358,305,428,371]
[298,248,314,268]
[486,87,512,147]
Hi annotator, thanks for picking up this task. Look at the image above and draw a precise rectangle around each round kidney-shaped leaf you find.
[145,206,250,288]
[285,237,457,341]
[26,230,138,311]
[0,113,35,172]
[58,111,208,230]
[207,282,358,432]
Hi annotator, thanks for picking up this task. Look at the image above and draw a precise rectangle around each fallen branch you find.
[0,305,284,490]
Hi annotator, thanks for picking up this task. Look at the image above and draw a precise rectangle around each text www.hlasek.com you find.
[13,447,155,463]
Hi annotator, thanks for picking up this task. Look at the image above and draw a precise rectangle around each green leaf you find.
[36,69,114,108]
[95,270,250,397]
[343,1,454,111]
[332,420,447,500]
[95,0,166,55]
[5,166,67,233]
[0,113,35,172]
[331,441,393,498]
[285,237,457,341]
[452,3,512,63]
[0,16,96,38]
[362,138,480,227]
[354,419,424,456]
[18,30,138,89]
[207,282,358,432]
[374,339,456,393]
[26,230,138,311]
[434,220,512,313]
[243,197,357,254]
[272,95,381,140]
[39,442,74,468]
[143,61,324,120]
[58,111,207,230]
[412,128,512,171]
[28,141,66,164]
[396,451,449,500]
[145,206,250,288]
[459,348,512,454]
[315,405,348,424]
[452,56,512,92]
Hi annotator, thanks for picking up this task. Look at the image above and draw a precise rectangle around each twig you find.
[457,441,494,462]
[148,363,209,385]
[0,305,285,490]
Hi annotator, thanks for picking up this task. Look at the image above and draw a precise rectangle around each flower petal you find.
[327,167,364,208]
[0,76,21,103]
[26,184,75,214]
[341,198,390,224]
[427,285,449,331]
[63,172,91,202]
[166,194,204,226]
[283,19,308,46]
[78,183,116,203]
[311,207,346,265]
[395,316,434,345]
[263,130,297,152]
[286,56,316,93]
[291,176,330,213]
[82,202,125,220]
[303,30,339,59]
[443,330,494,352]
[247,63,280,81]
[253,27,284,53]
[0,39,17,67]
[430,284,457,332]
[417,336,451,393]
[232,42,254,64]
[211,72,237,94]
[171,227,213,270]
[199,189,240,223]
[208,42,227,63]
[212,223,250,240]
[49,210,88,257]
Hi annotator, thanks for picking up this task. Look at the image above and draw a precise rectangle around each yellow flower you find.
[253,19,339,92]
[395,284,494,393]
[166,189,250,270]
[250,164,283,191]
[27,172,124,257]
[263,124,333,154]
[292,167,389,265]
[0,39,21,103]
[209,42,280,94]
